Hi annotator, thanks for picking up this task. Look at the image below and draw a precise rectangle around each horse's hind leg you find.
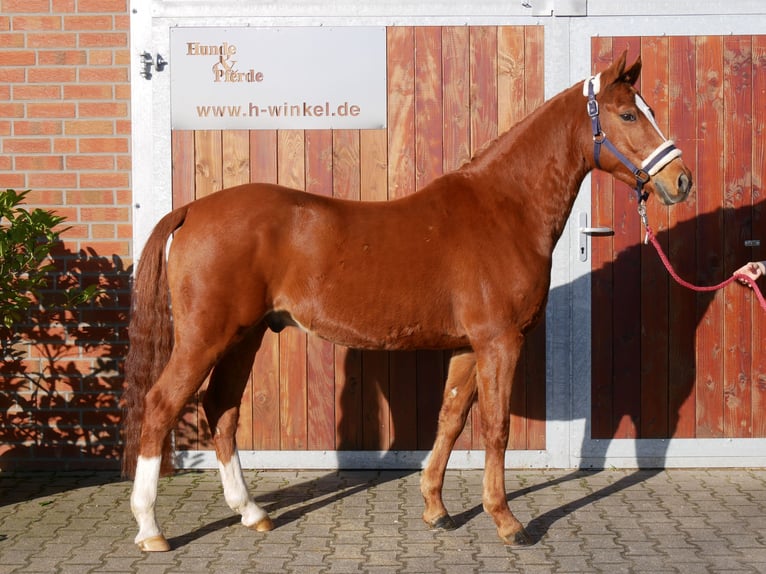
[131,344,220,551]
[203,325,273,533]
[421,349,477,529]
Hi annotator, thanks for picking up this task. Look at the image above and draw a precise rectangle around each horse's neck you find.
[467,84,591,248]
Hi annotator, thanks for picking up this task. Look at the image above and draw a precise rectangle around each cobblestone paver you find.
[2,469,766,573]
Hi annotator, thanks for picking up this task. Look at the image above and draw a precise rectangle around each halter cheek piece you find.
[584,74,682,205]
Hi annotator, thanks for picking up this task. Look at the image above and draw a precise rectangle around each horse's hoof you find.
[427,514,457,531]
[248,516,275,532]
[137,534,171,552]
[503,527,533,546]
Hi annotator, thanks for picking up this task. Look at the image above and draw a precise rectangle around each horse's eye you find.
[620,112,637,122]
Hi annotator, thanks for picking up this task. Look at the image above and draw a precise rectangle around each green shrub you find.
[0,189,98,330]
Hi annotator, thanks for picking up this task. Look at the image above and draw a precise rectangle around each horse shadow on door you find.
[241,202,761,545]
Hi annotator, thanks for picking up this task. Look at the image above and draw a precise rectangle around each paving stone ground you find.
[2,468,766,573]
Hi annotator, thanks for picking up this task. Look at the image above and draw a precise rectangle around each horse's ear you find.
[620,55,642,86]
[600,50,641,88]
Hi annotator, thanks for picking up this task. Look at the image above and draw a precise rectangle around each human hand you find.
[734,261,766,285]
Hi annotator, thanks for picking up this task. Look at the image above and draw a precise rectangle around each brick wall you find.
[0,0,132,470]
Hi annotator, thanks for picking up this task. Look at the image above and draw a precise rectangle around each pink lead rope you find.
[643,224,766,312]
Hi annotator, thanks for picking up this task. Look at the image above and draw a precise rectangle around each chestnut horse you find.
[122,53,692,551]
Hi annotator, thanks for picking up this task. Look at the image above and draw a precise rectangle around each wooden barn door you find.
[589,35,766,443]
[169,26,547,462]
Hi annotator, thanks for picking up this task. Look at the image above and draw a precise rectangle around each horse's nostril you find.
[678,172,691,195]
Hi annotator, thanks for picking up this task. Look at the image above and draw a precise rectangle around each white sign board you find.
[169,27,387,130]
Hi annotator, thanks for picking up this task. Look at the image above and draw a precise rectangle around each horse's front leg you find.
[476,332,532,546]
[421,349,477,529]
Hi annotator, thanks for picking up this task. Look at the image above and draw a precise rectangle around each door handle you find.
[578,212,614,262]
[580,227,615,236]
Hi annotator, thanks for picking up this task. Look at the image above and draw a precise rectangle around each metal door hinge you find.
[140,52,167,80]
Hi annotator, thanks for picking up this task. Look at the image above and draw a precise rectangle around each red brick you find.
[59,224,88,240]
[0,84,9,99]
[116,223,131,238]
[0,17,10,31]
[2,0,51,12]
[0,50,36,65]
[27,33,77,49]
[87,49,112,65]
[12,16,62,30]
[53,138,77,152]
[0,103,25,117]
[66,189,115,204]
[28,173,76,189]
[0,156,12,169]
[82,241,130,257]
[28,67,76,83]
[0,67,25,82]
[78,67,127,82]
[79,137,128,153]
[0,173,26,188]
[0,33,25,48]
[64,120,113,135]
[115,189,131,204]
[27,102,76,117]
[65,155,114,170]
[114,85,130,101]
[52,0,76,12]
[78,32,126,48]
[23,189,65,203]
[12,85,61,99]
[3,138,50,153]
[115,119,130,135]
[80,173,128,189]
[116,155,131,170]
[78,0,127,12]
[15,155,64,170]
[90,223,116,238]
[14,120,62,135]
[38,49,86,65]
[114,14,129,30]
[79,207,129,222]
[79,102,127,117]
[63,84,112,99]
[64,15,113,30]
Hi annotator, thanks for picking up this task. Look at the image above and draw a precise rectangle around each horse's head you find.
[584,51,692,205]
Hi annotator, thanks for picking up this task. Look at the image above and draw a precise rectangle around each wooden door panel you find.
[591,35,766,440]
[171,26,547,457]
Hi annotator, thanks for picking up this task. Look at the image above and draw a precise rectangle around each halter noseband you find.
[584,74,682,205]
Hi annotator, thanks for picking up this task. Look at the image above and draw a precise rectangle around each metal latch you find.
[578,212,614,262]
[139,52,167,80]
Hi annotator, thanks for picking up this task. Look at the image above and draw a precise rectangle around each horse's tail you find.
[121,205,189,479]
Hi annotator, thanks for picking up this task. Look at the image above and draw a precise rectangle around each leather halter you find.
[584,75,682,205]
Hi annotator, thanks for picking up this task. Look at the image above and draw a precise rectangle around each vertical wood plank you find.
[639,36,671,439]
[305,130,336,450]
[170,130,196,450]
[330,129,365,449]
[523,25,547,450]
[171,130,195,208]
[277,129,308,450]
[194,130,223,198]
[441,26,474,450]
[249,130,281,450]
[468,26,498,450]
[499,26,528,451]
[590,36,616,439]
[722,36,753,438]
[386,26,419,450]
[610,37,642,439]
[667,36,699,438]
[695,35,725,438]
[752,36,766,437]
[220,131,253,450]
[414,26,445,449]
[359,128,391,449]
